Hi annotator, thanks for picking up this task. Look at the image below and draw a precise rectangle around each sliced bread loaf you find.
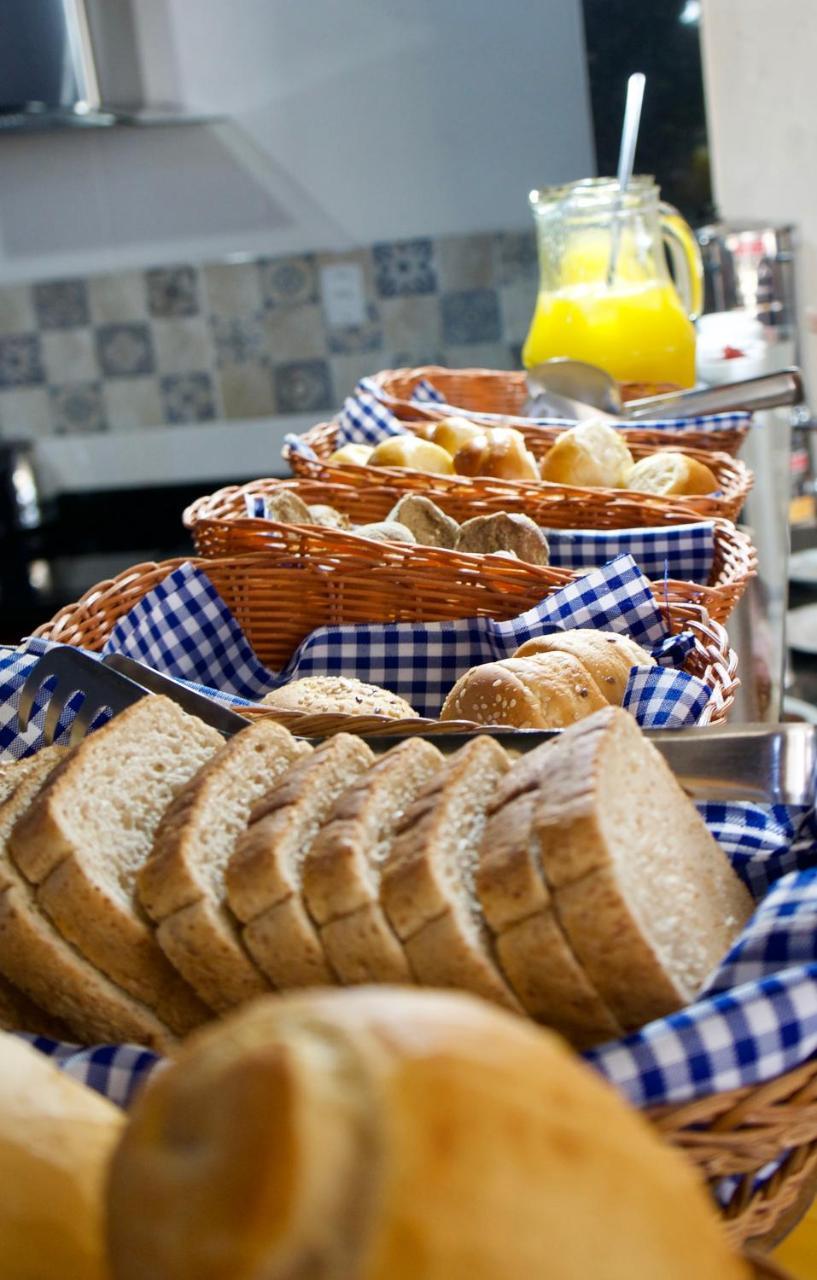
[138,721,311,1012]
[302,738,444,983]
[9,696,222,1034]
[380,737,521,1011]
[0,746,173,1049]
[226,735,376,988]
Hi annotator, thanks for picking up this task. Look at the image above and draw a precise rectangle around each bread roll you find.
[513,628,654,704]
[540,420,634,488]
[308,504,351,529]
[353,521,416,544]
[261,677,418,720]
[440,652,608,728]
[369,436,455,475]
[261,491,313,524]
[626,452,718,496]
[453,427,539,482]
[455,512,550,564]
[431,416,485,456]
[106,988,749,1280]
[328,443,374,466]
[0,1032,123,1280]
[386,495,460,548]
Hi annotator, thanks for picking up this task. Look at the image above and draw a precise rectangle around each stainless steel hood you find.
[0,0,218,132]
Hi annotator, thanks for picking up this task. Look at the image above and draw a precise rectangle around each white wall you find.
[0,0,594,283]
[700,0,816,391]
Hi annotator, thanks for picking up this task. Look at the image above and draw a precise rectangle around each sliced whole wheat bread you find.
[138,721,311,1011]
[0,969,72,1039]
[380,737,521,1012]
[226,735,375,988]
[9,697,222,1034]
[0,747,173,1049]
[301,738,443,984]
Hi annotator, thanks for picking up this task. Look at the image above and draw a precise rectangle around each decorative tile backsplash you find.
[0,230,538,440]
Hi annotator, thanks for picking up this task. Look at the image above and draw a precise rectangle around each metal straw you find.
[607,72,646,286]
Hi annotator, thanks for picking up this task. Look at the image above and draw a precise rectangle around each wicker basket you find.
[371,365,751,456]
[289,420,753,522]
[183,477,757,625]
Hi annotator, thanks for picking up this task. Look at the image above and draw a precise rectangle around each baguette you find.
[10,697,221,1034]
[138,721,310,1012]
[303,739,444,984]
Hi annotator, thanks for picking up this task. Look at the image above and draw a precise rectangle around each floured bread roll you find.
[354,520,416,544]
[262,676,418,720]
[626,452,718,496]
[455,512,550,565]
[387,494,460,548]
[514,629,654,704]
[308,503,351,529]
[260,490,313,523]
[440,652,608,728]
[540,420,634,488]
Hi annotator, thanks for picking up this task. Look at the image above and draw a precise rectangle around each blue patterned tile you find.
[0,335,45,387]
[49,382,107,434]
[146,266,200,318]
[327,302,383,355]
[259,255,319,309]
[160,372,218,424]
[95,323,155,378]
[441,289,502,345]
[33,279,90,330]
[274,359,333,413]
[373,240,437,297]
[494,231,538,285]
[210,313,269,367]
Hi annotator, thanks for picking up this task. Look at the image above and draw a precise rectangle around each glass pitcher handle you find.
[660,201,704,321]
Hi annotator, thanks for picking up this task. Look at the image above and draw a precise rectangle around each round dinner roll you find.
[328,443,374,466]
[386,494,460,548]
[308,503,351,530]
[453,427,540,482]
[431,416,486,456]
[540,419,634,488]
[455,512,550,565]
[261,676,418,720]
[0,1032,124,1280]
[369,435,455,475]
[513,628,655,705]
[106,988,748,1280]
[440,652,608,728]
[626,451,719,496]
[353,520,417,544]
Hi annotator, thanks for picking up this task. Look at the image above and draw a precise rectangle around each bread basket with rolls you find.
[183,475,757,624]
[369,363,752,456]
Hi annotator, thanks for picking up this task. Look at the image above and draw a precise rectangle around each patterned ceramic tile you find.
[49,382,107,434]
[326,302,383,355]
[329,353,387,402]
[259,255,319,309]
[210,314,268,367]
[152,317,215,375]
[203,261,263,319]
[0,387,52,440]
[373,239,437,297]
[160,372,218,424]
[0,286,35,336]
[493,231,538,286]
[103,377,163,431]
[436,234,496,291]
[273,359,333,414]
[441,289,502,345]
[41,329,98,384]
[443,341,514,371]
[0,335,45,388]
[263,304,327,363]
[33,279,90,330]
[499,278,538,346]
[146,266,200,318]
[380,295,443,357]
[217,364,276,419]
[95,323,155,378]
[88,272,148,324]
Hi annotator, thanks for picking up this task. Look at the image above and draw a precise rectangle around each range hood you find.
[0,0,218,132]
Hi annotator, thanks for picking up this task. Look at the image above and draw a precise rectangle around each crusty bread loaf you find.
[261,676,418,720]
[381,738,521,1011]
[540,419,634,488]
[303,739,444,984]
[227,736,376,987]
[513,628,655,704]
[138,722,311,1012]
[455,512,550,564]
[9,697,221,1035]
[0,1032,124,1280]
[0,748,174,1050]
[440,652,608,728]
[106,988,749,1280]
[482,708,754,1031]
[386,494,460,548]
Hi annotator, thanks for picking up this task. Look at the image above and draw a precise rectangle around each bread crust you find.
[243,896,336,989]
[513,629,654,704]
[440,652,608,728]
[261,677,418,720]
[156,897,271,1011]
[320,903,413,985]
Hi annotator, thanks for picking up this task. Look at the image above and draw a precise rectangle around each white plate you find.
[789,548,817,587]
[787,604,817,653]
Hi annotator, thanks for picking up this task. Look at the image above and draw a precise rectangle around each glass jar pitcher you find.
[522,176,704,389]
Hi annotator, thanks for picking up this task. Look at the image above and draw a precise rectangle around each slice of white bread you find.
[9,697,222,1034]
[226,735,376,988]
[513,629,655,705]
[485,707,754,1031]
[440,652,608,728]
[302,738,444,984]
[138,721,311,1012]
[380,737,521,1011]
[0,747,173,1049]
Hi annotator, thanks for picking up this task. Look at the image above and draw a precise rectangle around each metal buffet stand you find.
[696,223,805,722]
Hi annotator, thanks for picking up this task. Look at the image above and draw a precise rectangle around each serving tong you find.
[15,646,817,805]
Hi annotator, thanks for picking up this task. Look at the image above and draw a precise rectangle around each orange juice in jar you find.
[522,178,703,389]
